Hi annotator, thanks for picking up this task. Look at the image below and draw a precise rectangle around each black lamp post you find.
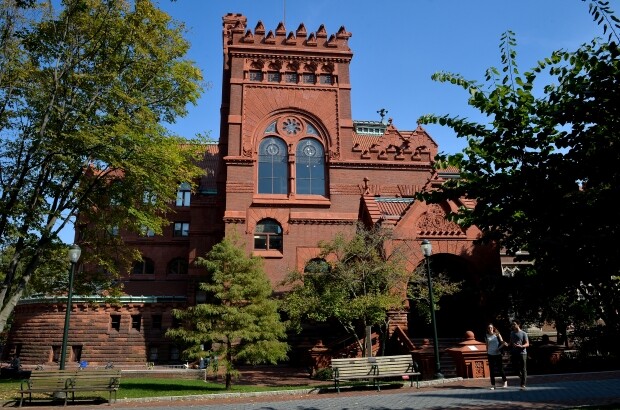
[421,239,443,379]
[59,244,81,370]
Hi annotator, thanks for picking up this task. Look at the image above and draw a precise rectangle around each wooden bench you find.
[19,370,74,407]
[19,369,121,407]
[372,355,420,388]
[331,354,420,393]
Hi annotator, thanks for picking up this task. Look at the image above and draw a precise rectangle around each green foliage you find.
[312,367,333,380]
[166,236,289,390]
[417,0,620,351]
[0,0,203,331]
[408,264,462,325]
[281,224,412,355]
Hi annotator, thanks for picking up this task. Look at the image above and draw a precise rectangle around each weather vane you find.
[377,108,388,123]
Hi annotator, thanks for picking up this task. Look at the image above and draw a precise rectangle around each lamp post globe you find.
[60,244,81,370]
[421,239,443,379]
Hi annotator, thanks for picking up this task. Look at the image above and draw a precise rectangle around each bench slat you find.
[18,369,121,407]
[330,355,420,393]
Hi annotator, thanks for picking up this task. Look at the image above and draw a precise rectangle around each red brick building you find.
[5,14,500,367]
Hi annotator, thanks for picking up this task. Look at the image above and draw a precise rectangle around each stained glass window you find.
[258,137,288,194]
[296,138,325,195]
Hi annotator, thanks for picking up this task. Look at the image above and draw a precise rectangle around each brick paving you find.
[10,369,620,409]
[118,369,620,409]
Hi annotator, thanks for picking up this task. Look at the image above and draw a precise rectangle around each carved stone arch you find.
[303,62,317,73]
[249,109,333,158]
[268,60,282,71]
[321,62,334,73]
[408,246,483,337]
[286,61,300,71]
[416,203,464,236]
[246,208,290,235]
[250,59,264,69]
[295,247,322,272]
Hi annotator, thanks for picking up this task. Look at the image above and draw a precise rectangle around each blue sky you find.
[59,0,603,243]
[157,0,602,155]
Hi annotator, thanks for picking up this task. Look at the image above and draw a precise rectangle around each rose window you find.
[282,118,301,135]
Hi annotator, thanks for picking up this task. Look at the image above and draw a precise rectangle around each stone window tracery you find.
[265,121,276,133]
[257,116,327,197]
[282,118,301,135]
[258,137,287,194]
[296,138,325,195]
[306,122,318,134]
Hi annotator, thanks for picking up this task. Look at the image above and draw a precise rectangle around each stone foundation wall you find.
[4,299,187,366]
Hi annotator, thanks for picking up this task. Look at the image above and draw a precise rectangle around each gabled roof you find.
[362,195,414,225]
[351,121,437,162]
[376,197,415,218]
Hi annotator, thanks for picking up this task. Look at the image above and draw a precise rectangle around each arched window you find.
[258,117,328,198]
[254,219,283,251]
[296,138,325,195]
[132,257,154,275]
[258,137,287,194]
[167,258,188,275]
[304,258,330,274]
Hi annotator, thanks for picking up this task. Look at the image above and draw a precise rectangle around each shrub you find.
[312,367,333,380]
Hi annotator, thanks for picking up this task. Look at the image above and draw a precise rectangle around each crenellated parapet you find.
[223,13,352,52]
[222,13,353,84]
[221,14,354,162]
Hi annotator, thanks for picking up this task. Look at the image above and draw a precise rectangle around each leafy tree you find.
[166,237,289,390]
[0,0,204,332]
[408,264,461,326]
[417,0,620,350]
[281,224,413,356]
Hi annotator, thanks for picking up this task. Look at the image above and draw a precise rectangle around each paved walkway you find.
[10,370,620,409]
[110,371,620,409]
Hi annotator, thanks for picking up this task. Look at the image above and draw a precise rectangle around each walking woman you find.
[485,323,508,389]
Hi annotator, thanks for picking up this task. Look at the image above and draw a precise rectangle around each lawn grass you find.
[0,377,318,404]
[116,377,311,398]
[3,377,617,408]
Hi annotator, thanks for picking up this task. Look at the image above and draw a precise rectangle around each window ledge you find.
[252,250,284,258]
[252,195,330,206]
